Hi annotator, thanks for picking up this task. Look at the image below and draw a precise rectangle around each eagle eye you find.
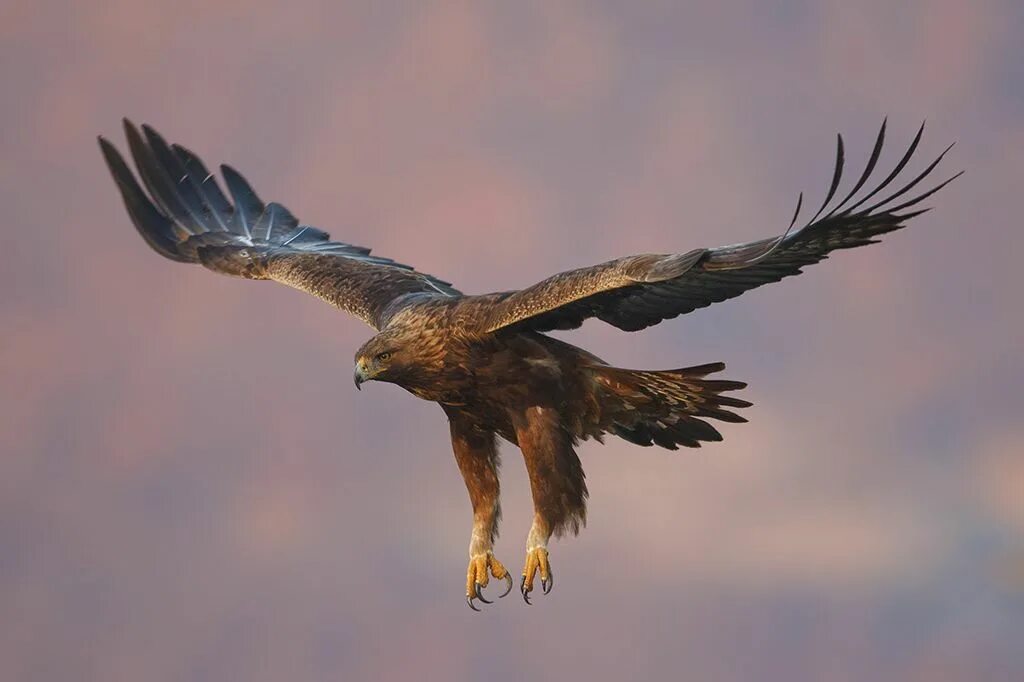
[376,351,392,362]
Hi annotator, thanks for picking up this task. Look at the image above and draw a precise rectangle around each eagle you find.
[99,119,957,610]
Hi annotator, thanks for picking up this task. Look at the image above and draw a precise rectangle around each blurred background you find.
[1,1,1022,680]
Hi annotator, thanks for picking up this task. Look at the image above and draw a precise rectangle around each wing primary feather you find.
[220,164,265,239]
[123,119,192,229]
[171,144,233,232]
[129,121,214,235]
[828,119,887,217]
[805,133,845,225]
[787,191,804,231]
[861,142,956,215]
[98,136,191,262]
[141,124,216,233]
[883,170,963,215]
[251,202,299,242]
[842,120,925,215]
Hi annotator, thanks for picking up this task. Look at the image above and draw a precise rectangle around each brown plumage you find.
[99,119,958,609]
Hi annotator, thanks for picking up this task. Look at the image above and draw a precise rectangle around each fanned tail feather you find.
[592,362,750,450]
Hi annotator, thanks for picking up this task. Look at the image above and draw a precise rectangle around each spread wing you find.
[99,120,459,330]
[480,121,960,334]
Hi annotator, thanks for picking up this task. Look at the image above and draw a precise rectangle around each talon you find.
[499,573,513,598]
[474,582,492,604]
[466,552,510,609]
[520,546,550,603]
[536,548,552,596]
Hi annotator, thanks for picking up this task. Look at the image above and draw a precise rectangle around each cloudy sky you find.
[1,1,1022,680]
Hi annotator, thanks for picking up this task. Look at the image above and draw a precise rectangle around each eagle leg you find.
[447,410,511,611]
[512,405,588,604]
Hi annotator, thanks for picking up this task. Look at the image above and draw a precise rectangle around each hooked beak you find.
[354,358,370,390]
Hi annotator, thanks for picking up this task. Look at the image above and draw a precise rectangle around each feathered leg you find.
[512,405,588,604]
[447,410,512,611]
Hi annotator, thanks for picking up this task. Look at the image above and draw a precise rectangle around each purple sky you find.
[2,1,1023,680]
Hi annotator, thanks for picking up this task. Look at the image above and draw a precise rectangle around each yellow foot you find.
[466,552,513,611]
[520,546,552,604]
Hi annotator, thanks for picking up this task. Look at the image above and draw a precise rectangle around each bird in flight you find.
[99,119,957,610]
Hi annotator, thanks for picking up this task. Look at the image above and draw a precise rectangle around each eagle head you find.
[353,335,398,390]
[353,326,441,391]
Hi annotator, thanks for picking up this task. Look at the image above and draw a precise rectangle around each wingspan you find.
[480,121,961,334]
[99,120,459,330]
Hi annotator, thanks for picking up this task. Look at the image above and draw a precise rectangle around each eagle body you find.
[100,119,958,609]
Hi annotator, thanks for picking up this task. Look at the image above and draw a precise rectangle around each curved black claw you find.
[498,573,514,598]
[541,574,553,595]
[520,575,532,605]
[466,595,481,612]
[474,582,492,604]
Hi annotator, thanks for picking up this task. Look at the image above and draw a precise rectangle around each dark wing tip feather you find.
[828,119,887,218]
[140,123,220,234]
[98,135,193,262]
[170,143,235,231]
[788,191,804,231]
[860,140,956,215]
[806,133,845,225]
[790,120,957,237]
[839,120,926,217]
[219,163,265,237]
[886,169,963,215]
[122,119,208,235]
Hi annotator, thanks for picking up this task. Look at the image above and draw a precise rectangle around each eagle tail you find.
[592,362,750,449]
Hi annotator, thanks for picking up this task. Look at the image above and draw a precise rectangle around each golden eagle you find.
[99,120,957,610]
